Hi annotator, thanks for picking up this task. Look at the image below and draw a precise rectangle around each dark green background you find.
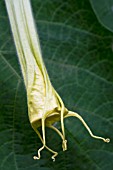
[0,0,113,169]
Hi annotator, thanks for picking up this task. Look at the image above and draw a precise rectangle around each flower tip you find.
[62,140,67,151]
[33,156,40,160]
[105,138,110,143]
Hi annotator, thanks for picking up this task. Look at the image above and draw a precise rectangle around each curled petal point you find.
[33,156,40,160]
[51,152,58,162]
[105,138,110,143]
[52,157,55,162]
[62,140,67,151]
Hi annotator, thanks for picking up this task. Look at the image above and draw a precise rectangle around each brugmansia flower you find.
[5,0,110,161]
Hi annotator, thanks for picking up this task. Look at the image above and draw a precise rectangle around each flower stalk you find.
[5,0,110,161]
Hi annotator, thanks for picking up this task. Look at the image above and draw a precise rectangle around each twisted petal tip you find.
[105,138,110,143]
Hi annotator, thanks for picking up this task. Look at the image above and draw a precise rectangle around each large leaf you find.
[90,0,113,33]
[0,0,113,170]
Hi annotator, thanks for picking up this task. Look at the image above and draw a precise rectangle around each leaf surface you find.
[90,0,113,32]
[0,0,113,170]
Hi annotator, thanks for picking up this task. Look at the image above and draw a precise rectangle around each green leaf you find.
[0,0,113,170]
[89,0,113,32]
